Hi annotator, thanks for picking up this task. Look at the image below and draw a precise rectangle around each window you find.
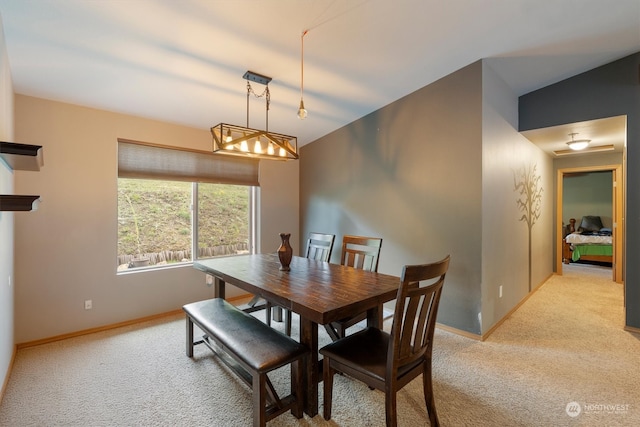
[117,179,253,271]
[196,182,252,258]
[116,139,260,272]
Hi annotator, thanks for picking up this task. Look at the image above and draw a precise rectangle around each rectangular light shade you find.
[211,123,298,160]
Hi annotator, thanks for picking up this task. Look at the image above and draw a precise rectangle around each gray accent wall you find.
[519,52,640,329]
[300,60,554,335]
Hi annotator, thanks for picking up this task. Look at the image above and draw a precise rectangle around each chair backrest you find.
[388,255,450,375]
[305,232,336,262]
[339,235,383,272]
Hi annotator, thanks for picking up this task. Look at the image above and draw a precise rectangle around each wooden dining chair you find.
[320,255,450,427]
[305,232,336,261]
[266,232,335,336]
[323,235,382,341]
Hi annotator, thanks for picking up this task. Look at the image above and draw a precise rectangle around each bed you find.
[562,215,613,265]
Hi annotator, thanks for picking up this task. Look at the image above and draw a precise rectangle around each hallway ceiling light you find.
[211,71,298,161]
[566,132,591,151]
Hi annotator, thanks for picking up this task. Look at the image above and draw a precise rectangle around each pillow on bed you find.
[579,215,604,232]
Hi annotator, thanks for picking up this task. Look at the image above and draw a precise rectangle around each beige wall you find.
[13,95,298,343]
[0,18,15,395]
[258,159,300,256]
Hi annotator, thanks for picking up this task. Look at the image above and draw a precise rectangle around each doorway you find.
[556,164,623,283]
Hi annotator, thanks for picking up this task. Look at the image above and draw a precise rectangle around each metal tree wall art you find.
[514,163,543,291]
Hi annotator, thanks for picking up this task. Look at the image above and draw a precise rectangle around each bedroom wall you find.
[519,52,640,329]
[481,62,553,333]
[12,95,299,343]
[563,171,613,229]
[0,18,15,398]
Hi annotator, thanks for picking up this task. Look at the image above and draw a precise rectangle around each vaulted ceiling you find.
[0,1,638,149]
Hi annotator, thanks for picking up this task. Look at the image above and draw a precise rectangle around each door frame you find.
[556,164,623,283]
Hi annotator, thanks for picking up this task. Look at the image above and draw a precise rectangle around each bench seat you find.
[183,298,308,427]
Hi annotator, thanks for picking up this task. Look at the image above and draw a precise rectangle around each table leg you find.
[366,304,382,329]
[272,306,284,322]
[299,317,319,417]
[214,276,225,299]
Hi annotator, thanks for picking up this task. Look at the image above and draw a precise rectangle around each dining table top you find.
[193,253,401,325]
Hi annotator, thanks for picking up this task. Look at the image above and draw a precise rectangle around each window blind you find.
[118,139,259,186]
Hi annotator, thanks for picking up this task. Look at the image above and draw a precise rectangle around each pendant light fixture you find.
[297,30,308,119]
[566,132,591,151]
[211,71,298,160]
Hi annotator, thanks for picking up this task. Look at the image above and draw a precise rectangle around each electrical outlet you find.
[84,300,92,310]
[499,285,503,298]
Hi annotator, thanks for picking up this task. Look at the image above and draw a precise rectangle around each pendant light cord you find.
[300,30,307,100]
[297,29,309,119]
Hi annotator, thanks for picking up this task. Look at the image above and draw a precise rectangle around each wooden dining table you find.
[193,253,400,417]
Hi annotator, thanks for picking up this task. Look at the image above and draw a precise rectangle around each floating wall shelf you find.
[0,141,43,212]
[0,195,40,211]
[0,141,44,171]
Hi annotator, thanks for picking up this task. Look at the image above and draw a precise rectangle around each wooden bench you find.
[183,298,308,427]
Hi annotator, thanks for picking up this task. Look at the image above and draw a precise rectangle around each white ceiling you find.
[0,0,638,150]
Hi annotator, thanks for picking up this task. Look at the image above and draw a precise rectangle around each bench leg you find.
[185,316,194,357]
[291,357,304,419]
[253,373,267,427]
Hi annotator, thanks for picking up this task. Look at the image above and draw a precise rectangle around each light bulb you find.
[568,141,590,151]
[279,147,286,157]
[566,133,590,151]
[225,128,232,143]
[240,140,248,152]
[267,144,275,155]
[254,138,262,154]
[297,99,307,119]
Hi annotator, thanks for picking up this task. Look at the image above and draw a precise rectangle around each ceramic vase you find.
[277,232,293,271]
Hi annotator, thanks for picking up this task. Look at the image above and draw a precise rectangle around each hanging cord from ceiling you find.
[296,0,368,119]
[303,0,368,31]
[298,30,309,119]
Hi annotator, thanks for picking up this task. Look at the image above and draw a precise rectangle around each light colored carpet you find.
[1,263,639,426]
